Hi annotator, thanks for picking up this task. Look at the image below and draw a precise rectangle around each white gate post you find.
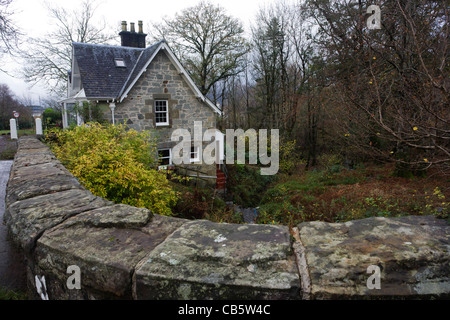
[10,118,18,140]
[36,118,43,135]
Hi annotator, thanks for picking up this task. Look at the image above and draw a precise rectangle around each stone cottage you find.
[61,21,225,186]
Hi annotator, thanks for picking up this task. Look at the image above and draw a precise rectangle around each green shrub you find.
[43,108,62,128]
[227,164,274,208]
[279,139,305,174]
[317,153,343,169]
[48,123,178,216]
[257,201,303,226]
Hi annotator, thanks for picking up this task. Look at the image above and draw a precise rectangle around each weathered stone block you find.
[5,189,112,253]
[134,220,301,299]
[6,174,82,204]
[32,211,187,299]
[6,158,82,204]
[13,151,56,168]
[15,136,47,150]
[295,216,450,299]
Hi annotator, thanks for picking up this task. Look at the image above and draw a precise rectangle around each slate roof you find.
[72,41,162,99]
[70,40,222,115]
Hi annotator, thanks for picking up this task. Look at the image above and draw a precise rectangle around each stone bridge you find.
[3,136,450,299]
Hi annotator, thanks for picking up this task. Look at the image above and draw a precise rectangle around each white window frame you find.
[155,100,169,126]
[190,146,200,163]
[157,148,172,170]
[114,58,126,67]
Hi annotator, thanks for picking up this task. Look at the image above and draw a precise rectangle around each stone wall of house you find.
[4,136,450,300]
[103,50,218,179]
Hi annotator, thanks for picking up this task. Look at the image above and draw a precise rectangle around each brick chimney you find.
[119,20,147,48]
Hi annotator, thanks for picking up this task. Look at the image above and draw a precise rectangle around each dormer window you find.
[115,58,126,67]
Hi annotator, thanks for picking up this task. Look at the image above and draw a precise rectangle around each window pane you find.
[160,158,170,165]
[158,149,170,158]
[190,146,198,159]
[158,149,171,165]
[156,113,167,123]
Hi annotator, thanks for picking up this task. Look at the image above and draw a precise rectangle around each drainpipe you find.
[109,102,116,125]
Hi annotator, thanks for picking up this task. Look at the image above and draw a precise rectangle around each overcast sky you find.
[0,0,275,104]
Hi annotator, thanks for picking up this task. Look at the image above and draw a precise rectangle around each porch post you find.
[109,102,116,125]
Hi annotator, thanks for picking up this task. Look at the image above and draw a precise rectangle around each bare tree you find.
[21,0,115,96]
[305,0,449,173]
[251,4,292,130]
[152,0,249,102]
[0,83,32,130]
[0,0,20,73]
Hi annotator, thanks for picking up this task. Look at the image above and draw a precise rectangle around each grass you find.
[0,287,27,300]
[0,146,17,160]
[0,129,36,137]
[0,128,48,160]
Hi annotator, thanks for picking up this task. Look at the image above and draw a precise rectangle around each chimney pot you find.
[119,20,146,48]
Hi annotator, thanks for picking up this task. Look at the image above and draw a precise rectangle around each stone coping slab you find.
[134,220,301,299]
[34,208,187,299]
[296,215,450,299]
[5,189,112,253]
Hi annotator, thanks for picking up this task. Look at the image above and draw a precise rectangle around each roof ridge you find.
[117,50,144,99]
[72,41,145,51]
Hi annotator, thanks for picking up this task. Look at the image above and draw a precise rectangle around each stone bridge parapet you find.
[4,136,450,299]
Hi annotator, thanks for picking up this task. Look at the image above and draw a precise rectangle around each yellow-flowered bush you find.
[47,123,178,216]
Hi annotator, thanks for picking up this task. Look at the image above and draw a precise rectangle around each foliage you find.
[317,153,343,170]
[422,187,449,219]
[170,183,242,224]
[279,139,305,174]
[0,84,33,130]
[47,123,178,215]
[227,164,274,208]
[43,108,62,127]
[257,163,449,225]
[257,201,303,227]
[172,189,210,220]
[75,101,107,124]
